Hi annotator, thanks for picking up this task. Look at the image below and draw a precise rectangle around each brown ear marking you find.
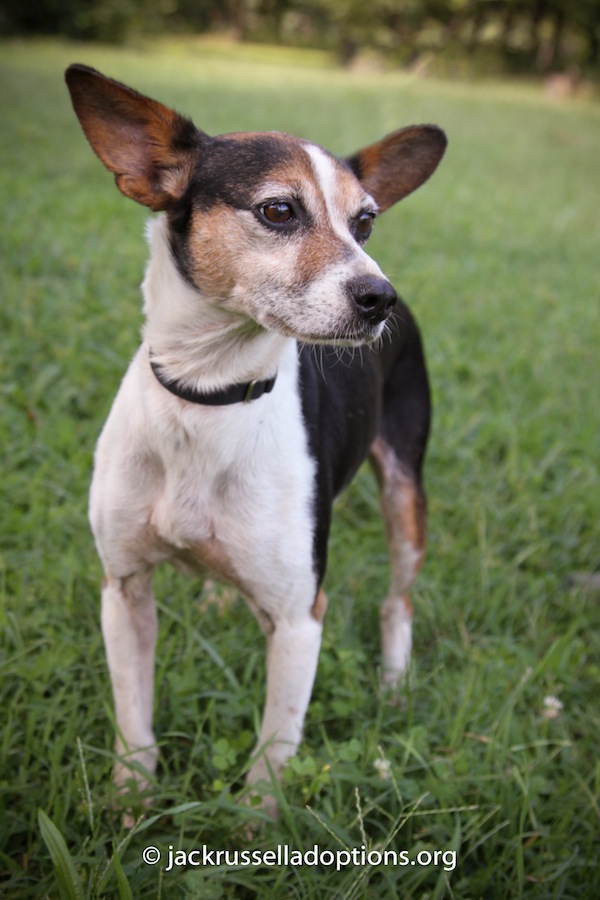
[65,63,204,210]
[346,125,447,211]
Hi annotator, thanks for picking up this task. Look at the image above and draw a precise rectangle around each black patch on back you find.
[299,345,382,586]
[299,301,430,585]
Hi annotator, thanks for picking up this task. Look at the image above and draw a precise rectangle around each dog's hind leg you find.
[369,308,431,687]
[101,568,158,800]
[370,438,427,685]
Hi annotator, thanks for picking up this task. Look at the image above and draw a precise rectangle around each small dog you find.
[65,64,446,815]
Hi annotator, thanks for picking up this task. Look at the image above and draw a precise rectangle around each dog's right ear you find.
[65,64,203,211]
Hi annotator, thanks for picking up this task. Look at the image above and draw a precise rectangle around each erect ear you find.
[346,125,447,212]
[65,64,204,210]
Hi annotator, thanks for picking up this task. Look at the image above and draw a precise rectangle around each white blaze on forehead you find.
[304,142,385,277]
[304,144,362,236]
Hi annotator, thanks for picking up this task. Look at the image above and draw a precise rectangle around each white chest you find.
[147,348,318,613]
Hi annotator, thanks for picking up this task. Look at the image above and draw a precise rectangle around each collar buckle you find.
[244,379,259,403]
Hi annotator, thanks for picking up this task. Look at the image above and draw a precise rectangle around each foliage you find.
[1,0,600,74]
[1,37,599,898]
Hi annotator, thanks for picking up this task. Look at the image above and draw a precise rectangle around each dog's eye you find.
[354,212,375,241]
[260,201,294,225]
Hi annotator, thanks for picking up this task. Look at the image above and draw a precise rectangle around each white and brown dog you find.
[65,64,446,816]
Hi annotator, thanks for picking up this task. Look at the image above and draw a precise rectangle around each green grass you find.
[1,37,599,899]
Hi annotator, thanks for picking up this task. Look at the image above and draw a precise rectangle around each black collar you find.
[150,359,276,406]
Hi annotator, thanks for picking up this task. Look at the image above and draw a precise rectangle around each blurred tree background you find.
[2,0,599,76]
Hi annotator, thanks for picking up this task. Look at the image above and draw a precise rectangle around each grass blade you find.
[37,808,85,900]
[112,843,134,900]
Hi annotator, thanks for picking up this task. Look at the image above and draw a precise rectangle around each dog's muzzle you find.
[347,275,397,326]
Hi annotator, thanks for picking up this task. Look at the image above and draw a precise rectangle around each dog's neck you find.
[142,216,289,393]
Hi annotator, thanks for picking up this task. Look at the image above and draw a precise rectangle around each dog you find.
[65,63,446,817]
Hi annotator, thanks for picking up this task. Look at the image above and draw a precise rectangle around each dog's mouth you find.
[311,322,386,346]
[260,313,386,346]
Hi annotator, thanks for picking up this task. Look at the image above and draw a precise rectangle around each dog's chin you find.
[308,333,376,348]
[307,322,386,347]
[261,313,386,346]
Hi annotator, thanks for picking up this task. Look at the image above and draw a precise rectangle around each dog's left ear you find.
[347,126,447,211]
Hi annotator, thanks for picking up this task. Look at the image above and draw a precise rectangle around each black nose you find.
[347,275,397,325]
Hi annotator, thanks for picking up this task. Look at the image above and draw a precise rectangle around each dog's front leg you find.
[101,569,158,801]
[246,590,327,812]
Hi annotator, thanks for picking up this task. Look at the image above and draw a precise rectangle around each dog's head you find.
[65,64,446,345]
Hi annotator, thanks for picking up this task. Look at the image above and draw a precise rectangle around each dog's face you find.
[65,65,446,345]
[165,131,396,344]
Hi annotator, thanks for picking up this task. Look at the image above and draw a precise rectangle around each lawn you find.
[1,37,599,899]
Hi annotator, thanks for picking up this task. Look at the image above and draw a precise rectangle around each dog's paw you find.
[238,784,280,840]
[111,746,158,829]
[378,665,412,706]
